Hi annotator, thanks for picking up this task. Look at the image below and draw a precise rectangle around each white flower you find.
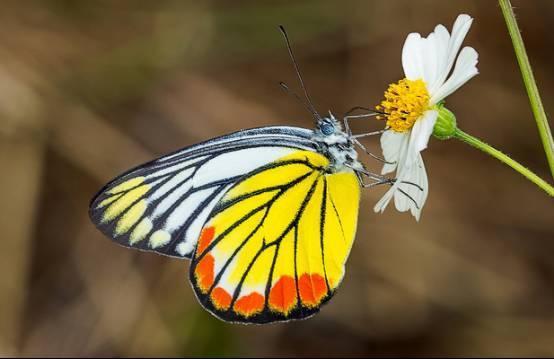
[374,14,479,220]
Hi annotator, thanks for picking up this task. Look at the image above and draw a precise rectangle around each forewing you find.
[189,150,361,323]
[89,126,316,258]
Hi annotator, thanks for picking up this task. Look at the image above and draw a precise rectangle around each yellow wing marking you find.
[115,200,147,235]
[225,163,312,201]
[107,177,145,195]
[102,180,150,222]
[213,210,267,266]
[241,245,276,289]
[130,218,153,244]
[206,192,276,254]
[296,177,325,283]
[263,171,319,244]
[97,193,123,208]
[323,172,360,288]
[275,150,329,168]
[149,230,172,248]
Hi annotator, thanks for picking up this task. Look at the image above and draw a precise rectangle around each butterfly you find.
[89,27,422,324]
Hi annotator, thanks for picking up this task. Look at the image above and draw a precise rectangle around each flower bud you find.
[433,105,457,140]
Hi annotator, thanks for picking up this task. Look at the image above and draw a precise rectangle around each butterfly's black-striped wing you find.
[89,126,317,258]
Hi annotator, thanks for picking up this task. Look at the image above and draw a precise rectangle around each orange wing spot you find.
[233,292,265,317]
[194,254,215,293]
[299,273,327,307]
[269,276,297,314]
[196,226,215,256]
[211,287,232,310]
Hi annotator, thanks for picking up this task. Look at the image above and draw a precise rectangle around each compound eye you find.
[321,123,335,135]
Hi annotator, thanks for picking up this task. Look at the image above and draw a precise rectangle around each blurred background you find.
[1,0,553,356]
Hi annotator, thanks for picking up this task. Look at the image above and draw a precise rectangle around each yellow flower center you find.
[376,78,430,132]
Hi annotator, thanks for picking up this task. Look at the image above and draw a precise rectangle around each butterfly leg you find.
[353,167,424,192]
[354,171,422,209]
[342,106,377,134]
[344,117,392,164]
[351,137,394,165]
[349,165,391,187]
[343,113,378,137]
[342,109,392,165]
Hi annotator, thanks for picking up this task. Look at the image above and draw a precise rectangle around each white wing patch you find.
[149,167,195,202]
[151,175,195,219]
[165,187,216,232]
[193,147,291,187]
[176,184,231,256]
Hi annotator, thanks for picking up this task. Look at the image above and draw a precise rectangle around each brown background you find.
[1,0,553,356]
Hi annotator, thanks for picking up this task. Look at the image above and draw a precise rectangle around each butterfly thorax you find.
[312,115,363,173]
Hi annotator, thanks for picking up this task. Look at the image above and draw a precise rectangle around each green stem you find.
[499,0,554,179]
[454,129,554,196]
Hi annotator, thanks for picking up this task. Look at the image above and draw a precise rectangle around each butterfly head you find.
[317,116,340,136]
[314,113,346,144]
[312,113,364,173]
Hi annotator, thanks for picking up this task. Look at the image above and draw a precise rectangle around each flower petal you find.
[380,130,408,175]
[375,119,432,220]
[448,14,474,66]
[420,33,437,88]
[402,33,424,80]
[402,33,440,86]
[374,152,429,221]
[374,185,395,214]
[410,110,438,152]
[397,127,419,170]
[393,153,429,220]
[430,14,474,95]
[430,46,479,104]
[426,24,450,93]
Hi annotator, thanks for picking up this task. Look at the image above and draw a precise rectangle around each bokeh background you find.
[1,0,553,356]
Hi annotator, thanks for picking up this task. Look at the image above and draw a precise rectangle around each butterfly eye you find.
[320,123,335,135]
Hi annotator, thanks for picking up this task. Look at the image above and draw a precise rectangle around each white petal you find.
[402,33,424,80]
[375,131,411,213]
[426,24,450,93]
[420,32,439,88]
[410,110,438,152]
[375,121,432,220]
[394,154,429,220]
[374,185,395,214]
[380,130,408,175]
[398,128,419,170]
[449,14,474,64]
[421,23,454,90]
[402,33,439,86]
[374,153,429,221]
[432,14,474,93]
[430,46,479,104]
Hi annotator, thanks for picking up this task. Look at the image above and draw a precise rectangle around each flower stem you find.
[454,128,554,196]
[499,0,554,178]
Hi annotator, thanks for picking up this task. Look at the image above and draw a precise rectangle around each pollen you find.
[376,78,430,132]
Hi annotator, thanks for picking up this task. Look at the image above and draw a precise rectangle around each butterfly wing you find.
[89,126,317,258]
[189,150,360,323]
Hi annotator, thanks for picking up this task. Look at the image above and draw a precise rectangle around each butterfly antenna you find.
[279,25,321,120]
[279,81,320,117]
